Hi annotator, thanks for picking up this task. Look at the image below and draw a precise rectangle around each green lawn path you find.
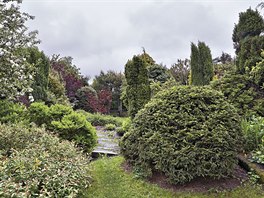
[84,156,264,198]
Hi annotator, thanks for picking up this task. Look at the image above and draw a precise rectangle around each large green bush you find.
[121,86,242,184]
[49,103,73,121]
[27,103,97,152]
[0,100,27,124]
[51,112,97,152]
[27,102,50,126]
[211,72,264,117]
[0,124,91,197]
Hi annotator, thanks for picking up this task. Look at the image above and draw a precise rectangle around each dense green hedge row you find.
[121,86,242,184]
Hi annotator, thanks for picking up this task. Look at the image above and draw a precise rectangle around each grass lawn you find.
[84,156,264,198]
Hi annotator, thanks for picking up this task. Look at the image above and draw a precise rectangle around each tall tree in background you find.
[233,8,264,74]
[170,59,190,85]
[190,41,213,86]
[75,86,99,113]
[212,7,264,117]
[50,55,88,103]
[92,70,123,114]
[124,55,150,118]
[26,47,50,101]
[0,0,38,99]
[237,36,264,73]
[47,69,69,105]
[232,8,264,54]
[213,52,233,64]
[148,64,171,83]
[139,48,156,66]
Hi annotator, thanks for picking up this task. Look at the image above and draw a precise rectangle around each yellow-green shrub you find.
[51,112,97,152]
[0,100,27,124]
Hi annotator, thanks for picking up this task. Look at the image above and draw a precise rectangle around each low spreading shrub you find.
[251,149,264,165]
[83,112,124,127]
[0,100,27,124]
[121,86,242,184]
[122,118,131,132]
[242,116,264,152]
[0,123,91,197]
[116,118,131,136]
[51,112,97,152]
[105,123,116,131]
[49,103,73,121]
[116,127,125,136]
[28,103,97,152]
[27,102,50,126]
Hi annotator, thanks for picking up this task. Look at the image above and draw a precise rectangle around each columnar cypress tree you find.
[190,43,201,85]
[199,42,214,84]
[125,55,150,118]
[190,41,213,86]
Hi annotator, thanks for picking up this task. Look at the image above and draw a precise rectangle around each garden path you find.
[92,126,120,157]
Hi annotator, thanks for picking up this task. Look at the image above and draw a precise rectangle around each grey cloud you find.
[21,0,260,78]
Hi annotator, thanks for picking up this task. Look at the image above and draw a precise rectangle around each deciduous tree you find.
[0,0,38,99]
[170,59,190,85]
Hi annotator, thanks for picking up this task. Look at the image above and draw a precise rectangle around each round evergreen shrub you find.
[120,86,242,184]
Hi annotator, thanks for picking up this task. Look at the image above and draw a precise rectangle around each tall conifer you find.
[190,41,213,86]
[125,55,150,118]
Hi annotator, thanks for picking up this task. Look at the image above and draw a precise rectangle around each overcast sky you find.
[21,0,261,79]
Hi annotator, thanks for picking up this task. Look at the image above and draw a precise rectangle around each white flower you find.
[28,95,34,102]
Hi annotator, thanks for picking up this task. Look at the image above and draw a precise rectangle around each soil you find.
[122,162,248,193]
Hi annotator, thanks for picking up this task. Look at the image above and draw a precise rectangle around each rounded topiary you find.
[120,86,242,184]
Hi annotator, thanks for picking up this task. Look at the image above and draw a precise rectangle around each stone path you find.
[92,126,120,157]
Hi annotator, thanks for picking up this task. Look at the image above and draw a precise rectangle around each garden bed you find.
[85,156,264,198]
[123,161,248,193]
[238,154,264,183]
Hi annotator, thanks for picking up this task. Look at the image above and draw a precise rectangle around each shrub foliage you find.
[124,55,151,118]
[0,124,91,197]
[27,102,97,152]
[51,112,97,152]
[121,86,242,184]
[0,100,27,124]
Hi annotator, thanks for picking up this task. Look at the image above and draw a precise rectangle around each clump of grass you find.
[105,124,116,131]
